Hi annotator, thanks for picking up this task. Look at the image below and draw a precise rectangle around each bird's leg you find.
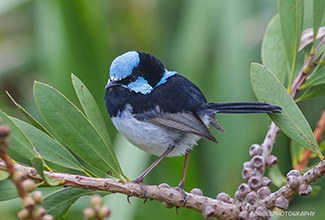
[131,145,175,203]
[176,149,190,206]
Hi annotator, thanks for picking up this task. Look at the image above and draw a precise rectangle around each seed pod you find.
[249,144,263,157]
[299,184,313,196]
[83,207,95,220]
[245,191,258,204]
[248,176,261,190]
[98,206,111,218]
[286,176,299,189]
[158,183,170,188]
[17,209,29,220]
[22,196,35,211]
[90,194,103,207]
[275,196,289,210]
[202,206,215,219]
[0,125,10,139]
[32,191,43,204]
[216,192,230,203]
[163,202,175,209]
[257,186,271,198]
[247,211,258,220]
[32,207,46,219]
[261,177,271,186]
[43,215,54,220]
[190,188,203,196]
[255,206,269,218]
[238,210,248,219]
[22,179,36,193]
[243,161,253,168]
[251,155,265,169]
[286,169,300,177]
[242,168,255,181]
[238,183,251,197]
[265,155,277,167]
[235,190,244,201]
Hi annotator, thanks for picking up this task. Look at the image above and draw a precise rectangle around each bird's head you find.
[105,51,177,94]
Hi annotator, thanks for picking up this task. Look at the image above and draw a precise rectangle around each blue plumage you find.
[104,51,281,201]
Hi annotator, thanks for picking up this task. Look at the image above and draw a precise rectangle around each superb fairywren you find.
[105,51,281,201]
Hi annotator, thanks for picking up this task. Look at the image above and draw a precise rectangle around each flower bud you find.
[43,215,54,220]
[238,210,248,219]
[202,206,215,219]
[299,184,312,196]
[32,191,43,204]
[32,207,46,219]
[0,125,10,139]
[248,176,261,190]
[22,196,35,211]
[17,209,29,220]
[249,144,263,157]
[98,206,111,219]
[12,171,24,183]
[216,192,230,203]
[83,207,95,220]
[275,196,289,210]
[158,183,170,188]
[22,179,36,193]
[90,194,103,207]
[265,155,277,167]
[257,186,271,198]
[190,188,203,196]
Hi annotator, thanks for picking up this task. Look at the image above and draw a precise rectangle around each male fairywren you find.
[105,51,281,202]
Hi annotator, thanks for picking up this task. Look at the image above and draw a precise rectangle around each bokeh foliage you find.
[1,0,325,219]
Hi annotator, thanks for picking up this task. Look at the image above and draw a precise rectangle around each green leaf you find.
[250,62,323,159]
[0,179,18,201]
[11,117,84,173]
[296,84,325,101]
[268,164,286,188]
[71,74,124,176]
[290,140,305,167]
[31,156,61,186]
[313,0,325,43]
[261,14,287,83]
[278,0,304,78]
[304,65,325,88]
[33,81,122,179]
[6,91,54,138]
[0,170,9,181]
[43,187,109,219]
[0,110,37,161]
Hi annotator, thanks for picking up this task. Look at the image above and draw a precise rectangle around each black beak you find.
[105,79,121,89]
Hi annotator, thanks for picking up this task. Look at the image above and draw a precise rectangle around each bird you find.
[104,51,281,203]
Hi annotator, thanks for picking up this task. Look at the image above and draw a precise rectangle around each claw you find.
[132,178,148,203]
[175,184,188,206]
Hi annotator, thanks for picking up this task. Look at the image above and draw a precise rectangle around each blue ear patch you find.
[109,51,140,80]
[126,76,153,94]
[155,69,177,87]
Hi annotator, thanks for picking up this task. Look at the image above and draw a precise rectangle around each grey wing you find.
[145,112,218,143]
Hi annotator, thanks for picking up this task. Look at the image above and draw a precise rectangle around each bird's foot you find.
[174,182,188,207]
[129,177,148,204]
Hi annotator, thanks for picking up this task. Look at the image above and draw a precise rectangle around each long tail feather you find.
[197,102,282,114]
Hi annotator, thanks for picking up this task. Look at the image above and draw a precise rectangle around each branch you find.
[0,158,324,219]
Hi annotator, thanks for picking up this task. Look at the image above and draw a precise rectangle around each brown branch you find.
[0,158,325,219]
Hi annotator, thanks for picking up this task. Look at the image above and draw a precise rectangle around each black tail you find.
[197,102,282,114]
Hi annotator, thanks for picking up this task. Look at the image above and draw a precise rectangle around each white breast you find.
[111,107,209,157]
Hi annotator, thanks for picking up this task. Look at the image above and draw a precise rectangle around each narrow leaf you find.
[261,14,287,83]
[304,65,325,88]
[268,164,286,188]
[11,117,84,173]
[313,0,325,43]
[278,0,304,77]
[31,156,61,186]
[250,62,323,159]
[290,140,305,167]
[71,74,124,175]
[0,110,37,161]
[33,82,122,178]
[43,187,109,219]
[0,170,9,181]
[296,84,325,101]
[0,179,18,201]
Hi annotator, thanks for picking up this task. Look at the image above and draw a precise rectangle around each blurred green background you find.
[0,0,325,219]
